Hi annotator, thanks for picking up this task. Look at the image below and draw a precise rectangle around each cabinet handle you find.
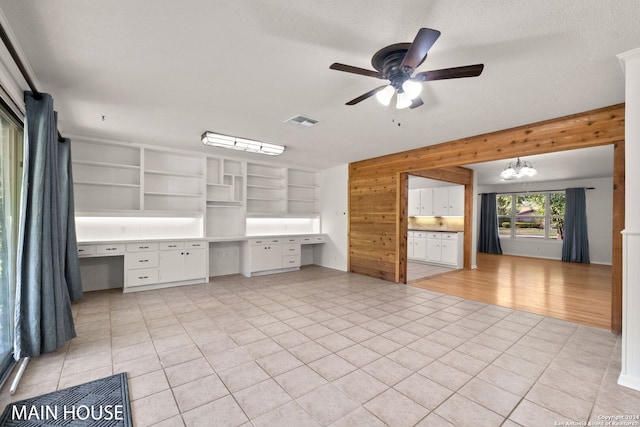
[181,252,184,255]
[169,245,177,248]
[138,259,148,263]
[140,246,149,249]
[138,276,148,279]
[186,252,190,255]
[78,249,85,252]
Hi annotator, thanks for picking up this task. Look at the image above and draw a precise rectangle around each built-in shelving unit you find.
[246,163,286,216]
[72,141,141,212]
[287,168,320,215]
[205,157,245,237]
[143,149,205,212]
[72,138,321,238]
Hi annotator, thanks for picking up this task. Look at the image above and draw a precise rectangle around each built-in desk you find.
[77,234,327,292]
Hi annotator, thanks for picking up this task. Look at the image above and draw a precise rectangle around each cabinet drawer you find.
[282,243,301,256]
[126,242,159,252]
[127,268,159,287]
[126,251,159,269]
[160,241,184,250]
[441,233,458,240]
[427,233,442,240]
[77,245,96,257]
[413,232,426,238]
[249,238,281,246]
[97,244,125,255]
[283,254,301,268]
[283,237,300,244]
[312,235,326,243]
[185,241,206,249]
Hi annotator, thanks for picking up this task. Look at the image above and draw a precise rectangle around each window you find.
[0,106,23,381]
[497,192,565,240]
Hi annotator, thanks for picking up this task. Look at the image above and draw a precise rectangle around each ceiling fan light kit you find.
[201,131,285,156]
[330,27,484,110]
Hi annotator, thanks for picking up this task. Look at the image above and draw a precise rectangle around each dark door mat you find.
[0,372,132,426]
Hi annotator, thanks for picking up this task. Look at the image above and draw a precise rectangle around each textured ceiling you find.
[0,1,637,173]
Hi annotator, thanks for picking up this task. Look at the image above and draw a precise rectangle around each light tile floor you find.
[2,266,639,426]
[407,261,455,282]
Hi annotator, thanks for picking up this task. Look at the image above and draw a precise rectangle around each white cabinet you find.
[250,238,284,272]
[441,234,459,266]
[447,186,465,216]
[408,190,421,217]
[408,189,433,216]
[248,237,303,275]
[408,231,427,261]
[425,232,463,267]
[158,241,207,284]
[407,232,414,258]
[432,186,464,217]
[426,234,442,263]
[413,232,427,260]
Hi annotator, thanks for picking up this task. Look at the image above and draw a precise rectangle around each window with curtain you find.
[497,192,566,240]
[0,105,23,382]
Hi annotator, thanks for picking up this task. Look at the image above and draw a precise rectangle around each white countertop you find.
[77,233,327,245]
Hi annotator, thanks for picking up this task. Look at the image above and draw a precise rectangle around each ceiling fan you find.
[330,28,484,109]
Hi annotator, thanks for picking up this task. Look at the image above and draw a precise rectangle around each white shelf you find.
[144,191,202,198]
[145,169,203,178]
[248,184,284,190]
[207,183,232,188]
[73,160,140,170]
[288,183,318,189]
[75,181,140,188]
[288,198,317,202]
[247,173,283,180]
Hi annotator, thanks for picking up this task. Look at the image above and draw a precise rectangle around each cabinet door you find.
[419,188,433,216]
[266,245,283,270]
[414,237,427,260]
[426,239,442,262]
[250,245,269,272]
[432,188,449,216]
[159,249,185,283]
[407,236,414,259]
[441,240,458,265]
[408,189,421,217]
[183,248,207,281]
[447,186,465,216]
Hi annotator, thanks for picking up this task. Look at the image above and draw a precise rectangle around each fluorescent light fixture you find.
[201,131,285,156]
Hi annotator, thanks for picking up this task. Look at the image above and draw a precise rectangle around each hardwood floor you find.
[409,253,612,330]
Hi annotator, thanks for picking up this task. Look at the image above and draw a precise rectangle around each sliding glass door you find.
[0,106,23,381]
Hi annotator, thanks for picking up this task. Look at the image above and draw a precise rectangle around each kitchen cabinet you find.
[425,232,463,267]
[408,231,427,261]
[408,189,433,216]
[432,186,464,216]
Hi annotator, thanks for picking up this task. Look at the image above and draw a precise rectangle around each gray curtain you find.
[14,92,82,359]
[477,193,502,254]
[562,187,590,263]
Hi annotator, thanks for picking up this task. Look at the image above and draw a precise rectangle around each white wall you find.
[478,176,613,265]
[316,164,348,271]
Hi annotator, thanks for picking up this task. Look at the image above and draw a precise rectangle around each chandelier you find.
[500,158,537,180]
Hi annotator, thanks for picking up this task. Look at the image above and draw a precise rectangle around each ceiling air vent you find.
[284,115,319,128]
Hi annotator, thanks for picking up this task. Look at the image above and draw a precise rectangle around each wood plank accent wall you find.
[348,104,625,332]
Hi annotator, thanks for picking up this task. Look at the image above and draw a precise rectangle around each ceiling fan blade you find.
[399,28,441,71]
[414,64,485,82]
[330,63,382,79]
[346,85,388,105]
[409,96,424,109]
